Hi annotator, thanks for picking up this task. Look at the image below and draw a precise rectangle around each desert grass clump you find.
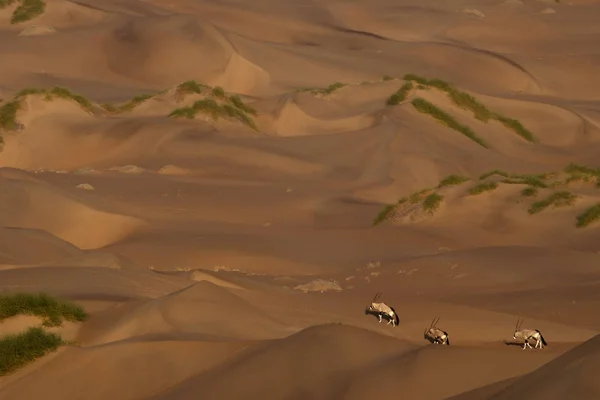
[564,163,600,186]
[411,98,488,148]
[0,292,88,327]
[0,327,64,376]
[386,82,413,106]
[479,169,509,180]
[528,191,578,215]
[0,100,22,131]
[468,181,498,195]
[403,73,535,142]
[502,175,548,189]
[1,0,45,24]
[372,204,396,226]
[438,174,469,188]
[422,193,443,214]
[229,95,257,116]
[176,80,207,96]
[576,202,600,228]
[116,94,153,112]
[382,75,395,81]
[212,86,226,98]
[521,187,539,197]
[169,99,258,130]
[15,86,94,113]
[493,114,535,142]
[404,74,492,122]
[302,82,347,96]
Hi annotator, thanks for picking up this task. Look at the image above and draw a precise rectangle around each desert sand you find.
[1,0,600,398]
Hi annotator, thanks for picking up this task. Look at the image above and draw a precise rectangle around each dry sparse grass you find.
[576,203,600,228]
[438,174,469,188]
[468,181,498,195]
[528,191,578,214]
[404,73,536,142]
[411,97,488,148]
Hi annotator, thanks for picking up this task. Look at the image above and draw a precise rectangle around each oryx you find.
[424,316,450,345]
[513,318,547,350]
[365,291,399,327]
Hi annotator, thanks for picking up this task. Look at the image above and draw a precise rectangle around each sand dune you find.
[89,281,292,344]
[151,324,418,400]
[0,170,144,248]
[450,334,600,400]
[1,0,600,398]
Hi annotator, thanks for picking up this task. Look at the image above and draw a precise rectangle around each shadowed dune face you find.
[2,0,600,398]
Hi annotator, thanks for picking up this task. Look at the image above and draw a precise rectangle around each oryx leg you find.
[378,314,382,323]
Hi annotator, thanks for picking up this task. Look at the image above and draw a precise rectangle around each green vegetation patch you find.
[387,82,413,106]
[0,292,88,327]
[372,204,397,226]
[0,100,21,131]
[576,202,600,228]
[528,191,578,215]
[404,73,536,142]
[438,174,469,188]
[468,181,498,195]
[169,98,258,130]
[411,97,488,148]
[0,0,45,24]
[176,80,208,97]
[422,193,443,214]
[0,327,64,376]
[564,163,600,187]
[521,187,539,197]
[502,175,548,188]
[301,82,346,96]
[117,94,152,112]
[16,86,93,113]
